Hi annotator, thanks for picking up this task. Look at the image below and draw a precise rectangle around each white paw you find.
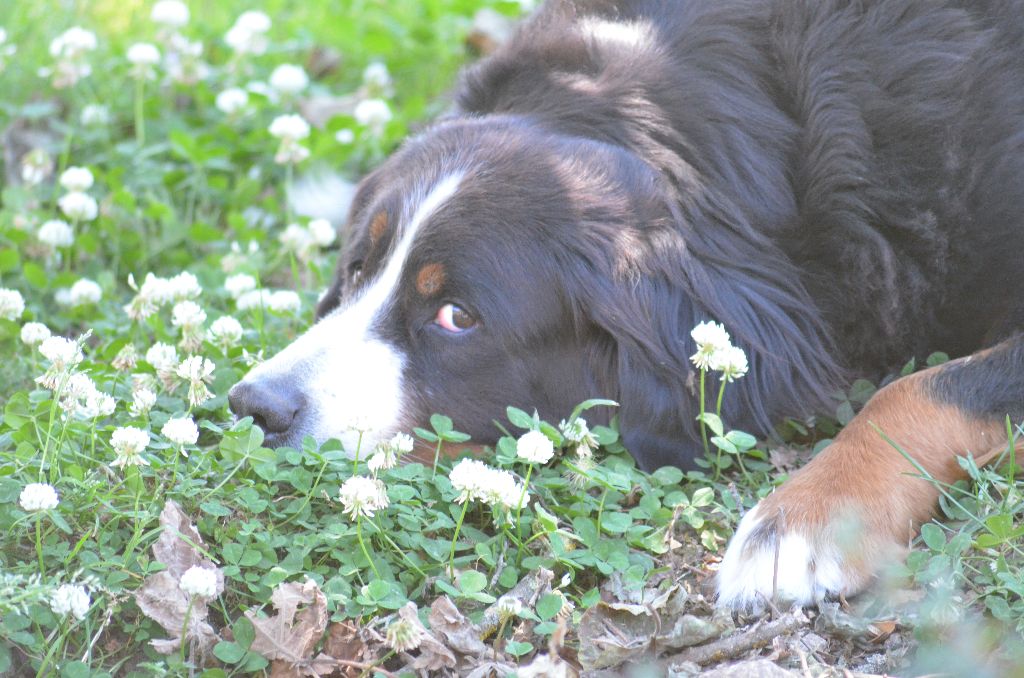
[715,503,850,611]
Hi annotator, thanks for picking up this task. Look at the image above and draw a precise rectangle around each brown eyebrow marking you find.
[416,262,446,297]
[369,210,388,245]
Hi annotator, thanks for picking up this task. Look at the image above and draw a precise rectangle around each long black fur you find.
[445,0,1024,467]
[311,0,1024,470]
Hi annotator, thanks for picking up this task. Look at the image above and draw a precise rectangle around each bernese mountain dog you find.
[229,0,1024,610]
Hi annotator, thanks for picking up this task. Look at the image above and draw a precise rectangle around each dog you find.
[229,0,1024,609]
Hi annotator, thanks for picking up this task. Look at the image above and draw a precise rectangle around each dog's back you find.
[458,0,1024,372]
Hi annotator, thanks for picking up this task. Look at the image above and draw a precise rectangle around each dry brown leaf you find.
[323,621,368,677]
[247,578,329,670]
[429,596,487,657]
[515,652,577,678]
[134,500,223,656]
[866,619,898,643]
[154,501,208,578]
[397,602,457,672]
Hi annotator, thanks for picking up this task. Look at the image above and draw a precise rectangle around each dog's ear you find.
[575,190,845,470]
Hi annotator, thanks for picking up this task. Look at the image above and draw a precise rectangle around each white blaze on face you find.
[237,172,463,455]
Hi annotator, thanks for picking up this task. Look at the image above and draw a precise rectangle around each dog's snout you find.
[228,378,306,438]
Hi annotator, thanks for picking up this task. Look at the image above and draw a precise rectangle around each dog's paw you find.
[715,501,866,612]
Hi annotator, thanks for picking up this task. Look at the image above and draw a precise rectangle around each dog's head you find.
[229,116,839,469]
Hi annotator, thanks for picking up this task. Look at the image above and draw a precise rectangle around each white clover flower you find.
[690,320,731,371]
[224,273,257,298]
[392,432,415,454]
[710,344,749,382]
[335,128,355,145]
[0,288,25,321]
[21,322,51,346]
[168,271,202,301]
[38,336,82,366]
[163,35,209,86]
[37,219,74,249]
[176,355,215,382]
[496,595,524,618]
[385,618,424,652]
[87,391,116,419]
[235,289,271,311]
[269,63,309,95]
[362,61,392,92]
[267,290,300,313]
[354,98,392,135]
[366,450,393,473]
[132,373,157,394]
[176,356,215,407]
[49,27,97,59]
[58,191,98,222]
[516,429,554,464]
[19,483,59,511]
[559,417,598,459]
[179,565,219,598]
[269,114,310,141]
[37,336,84,389]
[48,26,97,87]
[130,387,157,417]
[50,583,90,620]
[127,42,160,69]
[20,148,53,185]
[341,413,373,434]
[162,416,199,446]
[339,475,389,520]
[171,300,206,328]
[112,344,139,371]
[61,373,115,419]
[110,426,150,467]
[80,104,110,126]
[59,166,93,192]
[308,218,335,247]
[269,114,311,164]
[61,371,96,404]
[151,0,190,27]
[448,459,490,504]
[215,87,249,115]
[208,315,243,349]
[449,459,527,509]
[224,24,264,55]
[235,10,272,34]
[146,342,179,372]
[225,11,271,55]
[367,433,414,473]
[279,222,314,258]
[124,273,171,320]
[68,278,102,306]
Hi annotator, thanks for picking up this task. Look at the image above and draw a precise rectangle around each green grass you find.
[1,1,1023,676]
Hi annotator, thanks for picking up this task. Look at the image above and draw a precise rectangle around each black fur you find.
[311,0,1024,470]
[930,334,1024,425]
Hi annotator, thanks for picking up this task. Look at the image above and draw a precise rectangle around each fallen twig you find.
[662,609,808,667]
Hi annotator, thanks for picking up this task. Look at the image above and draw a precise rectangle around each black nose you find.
[228,378,306,438]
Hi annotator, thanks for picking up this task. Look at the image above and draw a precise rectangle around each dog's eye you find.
[349,262,363,284]
[435,303,476,333]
